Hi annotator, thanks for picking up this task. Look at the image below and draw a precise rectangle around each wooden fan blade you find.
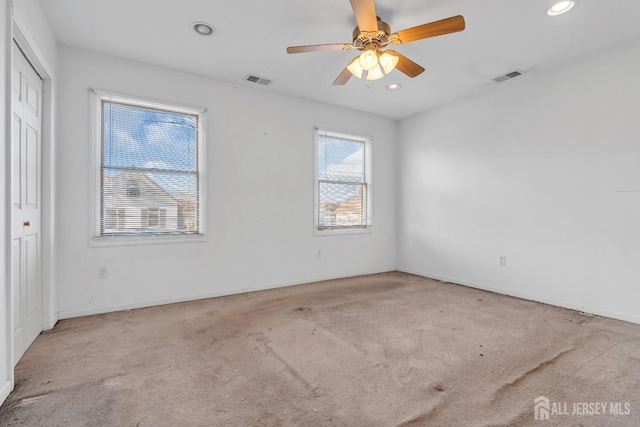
[393,15,465,44]
[333,65,353,85]
[386,50,425,78]
[287,43,349,54]
[350,0,378,32]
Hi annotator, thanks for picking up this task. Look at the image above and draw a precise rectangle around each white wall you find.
[398,40,640,324]
[56,47,397,318]
[1,0,12,405]
[12,0,58,73]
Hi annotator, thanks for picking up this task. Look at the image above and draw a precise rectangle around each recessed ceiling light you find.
[191,22,215,36]
[386,83,402,91]
[547,1,576,16]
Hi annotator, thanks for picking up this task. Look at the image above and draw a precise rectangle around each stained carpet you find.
[1,272,639,426]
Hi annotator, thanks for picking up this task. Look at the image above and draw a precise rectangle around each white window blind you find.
[93,91,204,238]
[315,128,371,230]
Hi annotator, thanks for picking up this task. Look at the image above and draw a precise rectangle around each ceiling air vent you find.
[245,74,272,86]
[493,69,524,83]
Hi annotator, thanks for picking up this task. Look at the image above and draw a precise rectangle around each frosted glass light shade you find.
[379,52,399,73]
[366,64,384,81]
[359,50,379,71]
[347,57,364,78]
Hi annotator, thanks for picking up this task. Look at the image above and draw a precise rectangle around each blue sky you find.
[103,102,198,195]
[317,135,364,182]
[317,135,365,205]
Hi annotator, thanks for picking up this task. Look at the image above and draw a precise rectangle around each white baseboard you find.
[57,268,396,320]
[1,379,12,407]
[399,267,640,325]
[44,312,59,331]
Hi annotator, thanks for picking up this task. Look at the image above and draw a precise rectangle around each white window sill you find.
[90,233,207,248]
[314,226,372,237]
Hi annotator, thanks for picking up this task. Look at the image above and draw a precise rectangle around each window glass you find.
[94,92,204,239]
[315,129,370,230]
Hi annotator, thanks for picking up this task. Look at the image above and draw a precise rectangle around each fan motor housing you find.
[352,17,390,47]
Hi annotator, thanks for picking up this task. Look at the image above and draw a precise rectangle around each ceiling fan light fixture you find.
[379,51,399,74]
[366,64,384,81]
[285,3,466,86]
[547,0,575,16]
[359,49,379,71]
[347,57,364,78]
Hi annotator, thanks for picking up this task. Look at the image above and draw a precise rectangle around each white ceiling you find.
[39,0,640,120]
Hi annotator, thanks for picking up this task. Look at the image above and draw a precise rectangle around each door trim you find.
[10,14,56,368]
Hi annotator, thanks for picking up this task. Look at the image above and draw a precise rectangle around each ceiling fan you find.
[286,0,465,85]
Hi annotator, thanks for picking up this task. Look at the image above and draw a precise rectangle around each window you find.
[93,91,204,240]
[116,208,127,230]
[104,208,116,229]
[141,208,149,227]
[315,128,371,232]
[148,208,159,227]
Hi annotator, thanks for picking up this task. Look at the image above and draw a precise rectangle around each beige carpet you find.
[1,272,639,426]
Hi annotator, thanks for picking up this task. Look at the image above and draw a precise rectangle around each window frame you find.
[313,128,373,236]
[90,90,206,246]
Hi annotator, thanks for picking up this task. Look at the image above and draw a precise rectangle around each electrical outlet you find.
[499,256,507,267]
[317,249,322,259]
[98,266,108,279]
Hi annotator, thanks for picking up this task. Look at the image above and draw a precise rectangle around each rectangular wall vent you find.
[245,75,272,86]
[493,69,525,83]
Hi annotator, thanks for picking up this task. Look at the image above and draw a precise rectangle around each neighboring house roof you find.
[103,171,178,207]
[334,194,363,216]
[334,186,364,216]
